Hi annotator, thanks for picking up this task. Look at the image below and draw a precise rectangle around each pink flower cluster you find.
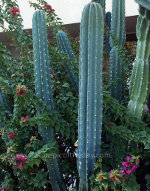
[11,154,29,169]
[41,4,55,12]
[10,7,20,18]
[15,85,28,96]
[21,115,29,121]
[8,132,18,140]
[0,186,10,190]
[122,156,139,174]
[109,156,139,183]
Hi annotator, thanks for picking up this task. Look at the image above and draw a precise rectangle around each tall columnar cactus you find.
[109,0,126,101]
[135,0,150,9]
[105,11,112,54]
[128,5,150,119]
[32,10,66,191]
[78,2,104,190]
[95,0,105,14]
[56,31,79,93]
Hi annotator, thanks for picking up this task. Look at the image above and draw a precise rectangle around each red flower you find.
[109,122,113,126]
[43,4,55,12]
[8,132,18,140]
[11,154,29,169]
[10,7,20,18]
[21,115,29,121]
[23,73,26,77]
[16,85,28,96]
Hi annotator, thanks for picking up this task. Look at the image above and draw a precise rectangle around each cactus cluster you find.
[128,5,150,118]
[56,31,79,93]
[109,0,126,101]
[32,10,66,191]
[78,2,104,190]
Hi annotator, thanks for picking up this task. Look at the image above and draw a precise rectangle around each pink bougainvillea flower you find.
[126,156,131,161]
[0,186,10,190]
[21,117,25,121]
[106,27,110,30]
[122,161,129,167]
[8,132,18,140]
[131,165,136,172]
[21,115,29,121]
[18,161,23,169]
[109,122,113,126]
[16,85,28,96]
[23,73,26,77]
[44,4,52,9]
[74,38,77,42]
[43,4,55,12]
[10,6,20,18]
[11,154,29,169]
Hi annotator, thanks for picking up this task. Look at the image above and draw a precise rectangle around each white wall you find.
[2,0,139,30]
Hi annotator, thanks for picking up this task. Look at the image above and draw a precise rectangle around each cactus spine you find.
[128,5,150,118]
[56,31,79,93]
[78,2,104,190]
[105,11,112,54]
[109,0,126,101]
[32,10,66,191]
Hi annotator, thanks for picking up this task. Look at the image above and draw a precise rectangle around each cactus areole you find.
[78,2,104,190]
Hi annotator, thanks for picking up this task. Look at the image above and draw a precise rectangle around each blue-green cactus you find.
[128,5,150,118]
[96,0,105,14]
[56,31,79,93]
[78,2,104,190]
[135,0,150,9]
[32,10,66,191]
[105,11,111,54]
[109,0,126,101]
